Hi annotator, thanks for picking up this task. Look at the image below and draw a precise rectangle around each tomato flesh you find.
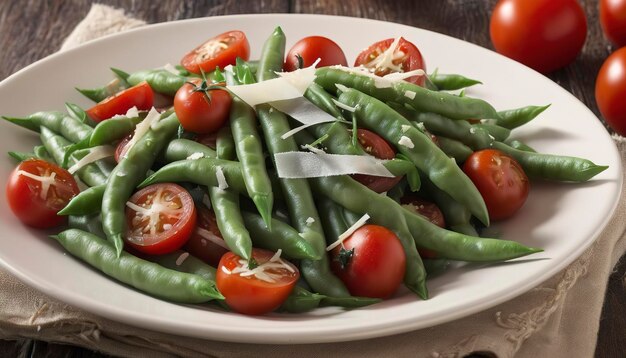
[181,30,250,74]
[401,196,445,259]
[174,80,232,134]
[6,159,79,229]
[283,36,348,71]
[86,82,154,122]
[354,37,426,86]
[184,204,229,267]
[125,183,197,255]
[596,47,626,136]
[351,128,403,193]
[217,249,299,315]
[331,224,406,299]
[463,149,529,221]
[489,0,587,73]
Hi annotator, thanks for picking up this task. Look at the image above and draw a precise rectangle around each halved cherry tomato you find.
[184,204,229,267]
[114,135,132,163]
[6,159,79,228]
[596,47,626,136]
[601,0,626,47]
[463,149,529,221]
[354,37,426,86]
[86,82,154,122]
[401,196,445,259]
[283,36,348,71]
[490,0,587,74]
[351,128,403,193]
[216,248,299,315]
[174,79,232,134]
[181,30,250,74]
[125,183,197,255]
[331,224,406,299]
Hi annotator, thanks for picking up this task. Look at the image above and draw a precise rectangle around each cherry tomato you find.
[351,128,403,193]
[490,0,587,74]
[194,132,218,150]
[216,249,299,315]
[86,82,154,122]
[283,36,348,71]
[601,0,626,47]
[596,47,626,136]
[174,79,232,134]
[354,37,426,86]
[330,224,406,299]
[114,135,132,163]
[125,183,197,255]
[6,159,79,228]
[401,196,445,259]
[181,30,250,74]
[463,149,529,221]
[184,205,229,267]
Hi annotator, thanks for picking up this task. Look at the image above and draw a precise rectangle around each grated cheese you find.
[305,217,315,226]
[67,145,115,174]
[401,124,412,133]
[229,250,295,283]
[404,90,416,99]
[162,63,179,75]
[123,107,161,159]
[186,152,205,160]
[196,228,229,250]
[215,166,228,190]
[398,136,415,149]
[17,170,56,200]
[125,186,183,237]
[175,252,189,266]
[364,37,404,73]
[331,98,357,112]
[326,213,370,251]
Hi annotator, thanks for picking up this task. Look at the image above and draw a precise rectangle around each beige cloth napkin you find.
[2,4,625,357]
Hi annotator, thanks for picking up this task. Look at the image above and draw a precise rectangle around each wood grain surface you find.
[0,1,623,357]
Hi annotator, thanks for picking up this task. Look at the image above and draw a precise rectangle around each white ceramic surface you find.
[0,14,622,344]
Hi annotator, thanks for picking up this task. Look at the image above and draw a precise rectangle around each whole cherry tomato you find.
[601,0,626,47]
[283,36,348,71]
[174,79,232,134]
[596,47,626,136]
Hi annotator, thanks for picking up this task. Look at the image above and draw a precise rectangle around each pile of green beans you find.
[3,25,609,316]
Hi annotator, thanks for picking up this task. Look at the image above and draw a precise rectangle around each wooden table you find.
[0,1,623,357]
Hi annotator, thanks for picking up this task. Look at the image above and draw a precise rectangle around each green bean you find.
[436,137,473,162]
[338,88,490,226]
[280,286,326,313]
[320,295,381,308]
[257,26,350,297]
[68,213,106,238]
[473,123,511,142]
[492,142,608,182]
[76,74,129,103]
[162,138,217,162]
[89,115,143,146]
[39,126,71,166]
[309,175,428,299]
[230,97,274,227]
[419,176,478,237]
[304,83,345,120]
[8,151,37,162]
[4,111,92,144]
[316,197,352,246]
[424,75,439,91]
[497,105,550,129]
[423,259,450,278]
[65,102,97,127]
[429,73,482,91]
[403,208,541,261]
[215,125,236,162]
[126,69,186,96]
[149,250,217,282]
[505,139,536,153]
[67,148,113,187]
[102,111,179,256]
[140,158,247,194]
[58,184,105,216]
[53,229,223,302]
[34,145,53,162]
[315,67,499,120]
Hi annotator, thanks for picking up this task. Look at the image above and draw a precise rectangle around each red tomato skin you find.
[6,159,79,229]
[86,82,154,122]
[351,128,403,193]
[216,249,299,315]
[283,36,348,71]
[601,0,626,47]
[354,37,426,86]
[490,0,587,73]
[125,183,197,255]
[463,149,530,221]
[596,47,626,136]
[184,205,229,267]
[174,81,232,134]
[181,30,250,74]
[331,225,406,299]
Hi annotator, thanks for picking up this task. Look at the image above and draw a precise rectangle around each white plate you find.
[0,14,622,344]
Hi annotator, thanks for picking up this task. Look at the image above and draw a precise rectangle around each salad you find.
[2,26,608,316]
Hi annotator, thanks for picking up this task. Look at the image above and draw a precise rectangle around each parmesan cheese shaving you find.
[398,136,415,149]
[215,166,228,190]
[123,107,160,159]
[186,152,205,160]
[196,228,229,250]
[331,98,357,112]
[230,250,295,283]
[404,90,416,99]
[111,106,140,120]
[365,37,404,72]
[305,217,315,226]
[268,97,337,139]
[401,124,412,133]
[335,83,350,92]
[175,252,189,266]
[274,150,394,179]
[67,145,115,174]
[17,170,57,200]
[162,63,179,75]
[125,187,183,237]
[326,213,370,251]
